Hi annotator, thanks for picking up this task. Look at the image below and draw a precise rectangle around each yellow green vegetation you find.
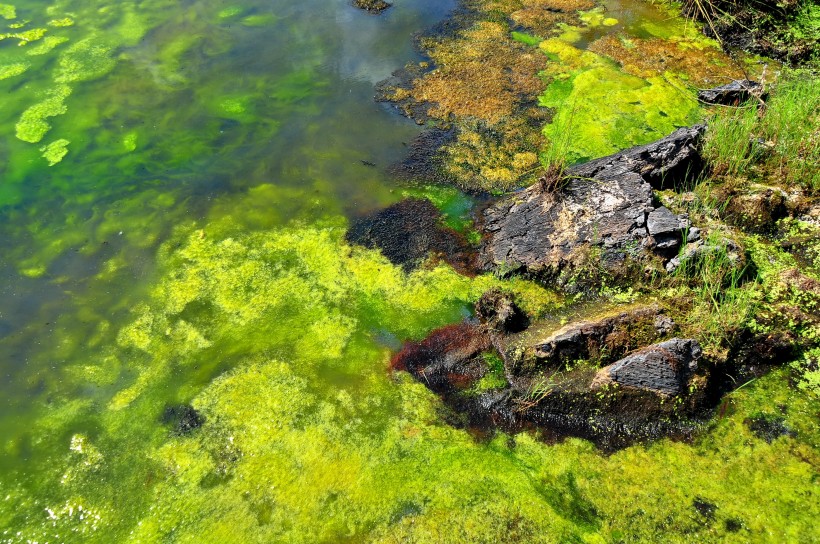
[0,3,16,19]
[0,61,28,79]
[15,84,72,143]
[539,37,703,164]
[5,202,816,542]
[704,72,820,192]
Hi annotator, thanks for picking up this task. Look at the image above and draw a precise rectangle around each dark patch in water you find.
[693,498,717,520]
[346,198,477,274]
[386,127,458,186]
[162,404,205,436]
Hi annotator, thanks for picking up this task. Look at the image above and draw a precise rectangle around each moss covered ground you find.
[0,0,818,542]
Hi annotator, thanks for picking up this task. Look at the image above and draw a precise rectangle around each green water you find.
[1,0,817,542]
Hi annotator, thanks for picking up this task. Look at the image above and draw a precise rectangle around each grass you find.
[703,70,820,192]
[671,231,760,354]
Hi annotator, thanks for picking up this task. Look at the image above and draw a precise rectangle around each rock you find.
[647,206,683,236]
[353,0,392,13]
[526,306,668,372]
[654,314,677,335]
[162,404,204,435]
[346,198,477,274]
[698,80,765,106]
[665,237,745,274]
[569,124,706,189]
[390,323,491,392]
[592,338,702,396]
[475,289,529,333]
[480,126,705,282]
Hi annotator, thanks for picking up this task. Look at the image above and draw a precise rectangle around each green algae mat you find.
[0,0,817,542]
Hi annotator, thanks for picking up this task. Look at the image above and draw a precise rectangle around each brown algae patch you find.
[588,34,747,88]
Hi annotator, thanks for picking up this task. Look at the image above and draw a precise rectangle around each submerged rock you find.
[162,404,204,435]
[591,338,702,396]
[390,323,491,393]
[698,80,765,106]
[393,305,710,450]
[353,0,392,13]
[474,289,528,333]
[745,415,796,443]
[346,198,477,273]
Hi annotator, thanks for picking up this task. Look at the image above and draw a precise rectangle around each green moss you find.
[511,31,541,46]
[40,138,70,165]
[48,17,74,27]
[0,61,28,80]
[0,26,47,44]
[15,84,72,143]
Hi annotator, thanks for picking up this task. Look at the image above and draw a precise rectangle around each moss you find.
[0,26,47,45]
[48,17,74,27]
[40,138,70,165]
[15,84,72,143]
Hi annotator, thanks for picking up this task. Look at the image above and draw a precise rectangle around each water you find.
[1,1,814,542]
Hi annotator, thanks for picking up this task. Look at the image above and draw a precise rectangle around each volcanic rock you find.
[698,80,765,106]
[592,338,702,396]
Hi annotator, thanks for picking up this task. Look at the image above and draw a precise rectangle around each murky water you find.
[1,1,813,542]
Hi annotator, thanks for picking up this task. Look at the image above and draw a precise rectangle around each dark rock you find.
[654,314,677,336]
[162,404,204,435]
[524,306,668,374]
[745,415,795,443]
[480,127,704,283]
[569,124,706,189]
[390,323,491,392]
[353,0,392,13]
[480,165,655,278]
[346,198,477,274]
[592,338,702,396]
[698,80,765,106]
[475,289,529,333]
[647,206,683,236]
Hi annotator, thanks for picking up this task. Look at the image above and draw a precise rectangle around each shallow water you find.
[1,0,816,542]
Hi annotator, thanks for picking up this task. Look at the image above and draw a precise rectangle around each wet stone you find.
[353,0,392,13]
[475,289,528,333]
[693,498,717,520]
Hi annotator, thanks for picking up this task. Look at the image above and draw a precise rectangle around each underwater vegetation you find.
[0,0,818,542]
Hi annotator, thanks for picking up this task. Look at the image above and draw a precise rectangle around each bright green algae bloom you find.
[538,38,702,164]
